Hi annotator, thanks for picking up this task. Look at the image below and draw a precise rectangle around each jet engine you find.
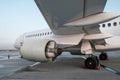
[20,39,60,62]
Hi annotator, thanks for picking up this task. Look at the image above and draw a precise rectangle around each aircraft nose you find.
[14,39,21,49]
[14,35,24,49]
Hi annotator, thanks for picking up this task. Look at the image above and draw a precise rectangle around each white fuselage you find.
[14,17,120,49]
[100,17,120,36]
[100,17,120,44]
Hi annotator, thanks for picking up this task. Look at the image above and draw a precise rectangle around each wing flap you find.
[83,33,113,40]
[53,34,85,45]
[95,44,120,51]
[64,12,120,27]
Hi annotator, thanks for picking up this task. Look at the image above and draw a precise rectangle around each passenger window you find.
[102,24,105,28]
[48,32,49,35]
[108,23,111,27]
[113,22,117,26]
[98,25,100,27]
[45,33,46,35]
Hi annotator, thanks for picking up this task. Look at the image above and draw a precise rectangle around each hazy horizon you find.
[0,0,120,50]
[0,42,15,50]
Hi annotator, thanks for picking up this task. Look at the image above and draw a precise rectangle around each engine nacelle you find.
[20,39,58,62]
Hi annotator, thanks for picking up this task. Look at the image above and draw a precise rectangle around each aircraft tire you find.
[99,53,108,60]
[85,57,98,69]
[95,56,99,65]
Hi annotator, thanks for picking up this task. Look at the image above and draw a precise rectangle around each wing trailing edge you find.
[83,33,113,40]
[95,44,120,52]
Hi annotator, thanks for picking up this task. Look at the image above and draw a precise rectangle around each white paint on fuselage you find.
[14,17,120,49]
[100,17,120,36]
[100,17,120,44]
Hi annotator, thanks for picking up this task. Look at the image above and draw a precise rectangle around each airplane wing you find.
[34,0,120,46]
[34,0,120,35]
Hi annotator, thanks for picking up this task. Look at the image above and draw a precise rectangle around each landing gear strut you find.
[99,52,108,60]
[85,56,99,69]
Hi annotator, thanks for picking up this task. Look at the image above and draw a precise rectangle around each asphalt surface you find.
[0,51,120,80]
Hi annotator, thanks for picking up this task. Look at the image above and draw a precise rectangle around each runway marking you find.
[0,65,4,68]
[100,64,120,76]
[78,56,120,75]
[0,71,15,79]
[0,62,40,79]
[29,62,41,67]
[15,62,41,72]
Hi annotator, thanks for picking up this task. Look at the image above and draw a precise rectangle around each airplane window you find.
[98,25,100,27]
[33,34,34,37]
[108,23,111,27]
[35,34,37,37]
[102,24,105,28]
[43,33,44,36]
[45,33,46,35]
[113,22,117,26]
[50,32,52,34]
[34,34,35,37]
[119,22,120,25]
[48,32,49,35]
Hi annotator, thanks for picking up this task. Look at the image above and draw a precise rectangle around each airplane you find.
[14,0,120,69]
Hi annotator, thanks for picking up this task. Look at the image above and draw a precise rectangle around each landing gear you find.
[99,52,108,60]
[85,56,99,69]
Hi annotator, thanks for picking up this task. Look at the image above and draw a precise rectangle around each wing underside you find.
[34,0,108,35]
[34,0,120,53]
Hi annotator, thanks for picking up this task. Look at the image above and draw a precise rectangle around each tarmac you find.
[0,51,120,80]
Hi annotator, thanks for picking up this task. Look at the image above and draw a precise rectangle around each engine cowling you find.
[20,39,58,62]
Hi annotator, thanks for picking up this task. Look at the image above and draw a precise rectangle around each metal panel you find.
[35,0,84,28]
[84,0,107,17]
[34,0,107,35]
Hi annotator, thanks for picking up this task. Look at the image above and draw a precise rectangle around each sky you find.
[0,0,120,50]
